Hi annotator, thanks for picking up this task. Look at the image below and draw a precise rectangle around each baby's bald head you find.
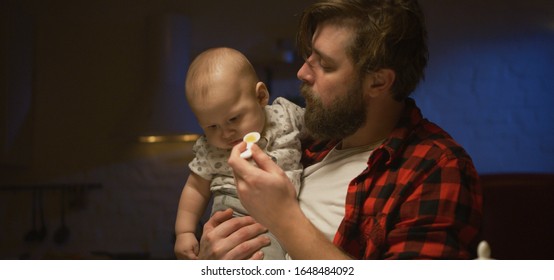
[185,47,259,104]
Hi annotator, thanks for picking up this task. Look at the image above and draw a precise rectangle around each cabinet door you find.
[0,2,34,167]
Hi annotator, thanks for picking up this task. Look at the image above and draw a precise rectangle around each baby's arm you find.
[175,172,212,259]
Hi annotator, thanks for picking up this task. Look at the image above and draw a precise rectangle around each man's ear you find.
[255,82,270,106]
[364,69,395,98]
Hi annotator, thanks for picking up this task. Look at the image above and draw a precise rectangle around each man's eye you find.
[321,65,333,72]
[320,61,334,72]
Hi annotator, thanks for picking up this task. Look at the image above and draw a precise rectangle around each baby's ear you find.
[255,82,270,106]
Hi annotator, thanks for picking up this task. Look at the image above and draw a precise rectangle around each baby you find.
[174,47,304,260]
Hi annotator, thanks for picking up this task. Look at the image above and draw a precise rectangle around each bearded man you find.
[188,0,482,260]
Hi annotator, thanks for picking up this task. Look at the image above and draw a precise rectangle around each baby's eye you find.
[229,115,240,123]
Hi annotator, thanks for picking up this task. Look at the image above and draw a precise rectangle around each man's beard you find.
[300,82,366,141]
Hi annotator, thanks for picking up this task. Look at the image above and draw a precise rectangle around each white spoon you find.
[239,132,261,159]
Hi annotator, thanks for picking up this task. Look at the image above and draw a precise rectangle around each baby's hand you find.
[174,232,200,260]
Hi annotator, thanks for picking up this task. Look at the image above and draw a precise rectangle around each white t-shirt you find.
[298,143,377,241]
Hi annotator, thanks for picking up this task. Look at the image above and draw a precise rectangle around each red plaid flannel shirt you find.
[301,98,482,259]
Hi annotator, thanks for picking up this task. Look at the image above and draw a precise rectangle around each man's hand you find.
[228,143,299,236]
[197,208,270,260]
[228,142,352,260]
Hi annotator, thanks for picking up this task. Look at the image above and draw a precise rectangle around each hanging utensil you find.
[36,189,47,242]
[53,188,70,244]
[23,189,38,242]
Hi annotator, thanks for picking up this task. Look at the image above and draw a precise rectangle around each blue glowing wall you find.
[415,30,554,174]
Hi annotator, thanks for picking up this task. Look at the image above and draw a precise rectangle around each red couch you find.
[480,173,554,259]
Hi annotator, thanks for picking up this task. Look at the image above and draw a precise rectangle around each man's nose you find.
[297,61,314,84]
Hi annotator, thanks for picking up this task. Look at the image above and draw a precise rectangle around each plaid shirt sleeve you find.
[304,99,483,259]
[378,143,482,259]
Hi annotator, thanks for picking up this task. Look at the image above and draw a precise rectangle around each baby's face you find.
[192,82,266,150]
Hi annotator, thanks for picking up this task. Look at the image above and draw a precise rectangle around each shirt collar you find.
[377,98,423,165]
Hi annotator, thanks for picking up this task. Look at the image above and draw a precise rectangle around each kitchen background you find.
[1,0,553,259]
